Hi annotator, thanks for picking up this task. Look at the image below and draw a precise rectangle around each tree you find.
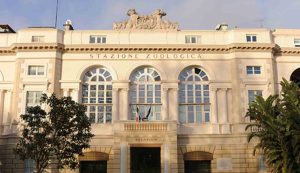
[14,94,94,173]
[246,79,300,173]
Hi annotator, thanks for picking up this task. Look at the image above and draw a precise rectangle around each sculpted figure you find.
[126,9,139,29]
[113,9,179,30]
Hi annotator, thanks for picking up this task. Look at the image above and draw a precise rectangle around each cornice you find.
[0,42,289,56]
[274,47,300,56]
[11,43,65,53]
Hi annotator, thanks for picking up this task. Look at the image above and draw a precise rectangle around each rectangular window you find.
[185,35,200,44]
[28,65,45,76]
[246,35,257,42]
[294,39,300,47]
[26,91,42,107]
[25,159,35,173]
[31,36,44,43]
[246,66,261,75]
[248,90,262,104]
[89,35,106,44]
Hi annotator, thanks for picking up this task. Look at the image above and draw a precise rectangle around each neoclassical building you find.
[1,9,300,173]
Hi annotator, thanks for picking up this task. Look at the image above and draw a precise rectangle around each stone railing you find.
[124,122,168,131]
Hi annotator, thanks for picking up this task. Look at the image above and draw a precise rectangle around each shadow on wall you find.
[0,70,3,81]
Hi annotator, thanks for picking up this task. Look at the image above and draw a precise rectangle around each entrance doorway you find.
[80,161,107,173]
[184,160,211,173]
[183,151,212,173]
[130,147,161,173]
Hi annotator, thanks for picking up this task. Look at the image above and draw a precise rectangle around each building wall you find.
[0,26,299,173]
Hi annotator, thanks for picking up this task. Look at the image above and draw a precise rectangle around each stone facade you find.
[0,10,300,173]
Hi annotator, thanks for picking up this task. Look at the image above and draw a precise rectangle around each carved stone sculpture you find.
[113,9,179,30]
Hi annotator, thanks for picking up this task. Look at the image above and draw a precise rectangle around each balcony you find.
[123,122,169,132]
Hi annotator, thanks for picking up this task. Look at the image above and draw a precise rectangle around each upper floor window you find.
[31,36,44,43]
[294,39,300,47]
[248,90,262,104]
[179,67,210,124]
[26,91,42,108]
[89,35,106,44]
[185,35,200,44]
[246,66,261,75]
[82,67,113,124]
[130,67,161,121]
[28,65,45,76]
[246,35,257,42]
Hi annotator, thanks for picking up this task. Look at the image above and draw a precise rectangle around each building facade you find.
[1,9,300,173]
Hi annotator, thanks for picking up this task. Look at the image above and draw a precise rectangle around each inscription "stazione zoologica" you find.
[89,53,201,59]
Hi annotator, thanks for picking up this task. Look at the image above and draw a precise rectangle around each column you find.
[210,87,218,123]
[3,90,11,135]
[169,88,178,121]
[0,89,5,134]
[162,87,169,121]
[63,88,69,97]
[219,88,228,123]
[120,143,127,173]
[112,88,119,122]
[71,89,79,102]
[121,88,129,121]
[164,144,170,173]
[220,88,230,134]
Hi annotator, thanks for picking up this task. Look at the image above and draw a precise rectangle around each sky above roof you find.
[1,0,299,31]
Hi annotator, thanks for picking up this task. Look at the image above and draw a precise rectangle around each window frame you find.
[178,67,210,124]
[248,90,263,104]
[246,66,261,75]
[246,34,257,42]
[129,67,162,121]
[26,91,43,108]
[185,35,200,44]
[294,38,300,47]
[31,36,45,43]
[89,35,107,44]
[82,67,113,124]
[27,65,45,76]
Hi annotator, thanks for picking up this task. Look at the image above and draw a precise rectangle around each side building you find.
[0,10,300,173]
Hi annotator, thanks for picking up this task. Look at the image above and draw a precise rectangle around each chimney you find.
[63,20,74,31]
[215,23,228,31]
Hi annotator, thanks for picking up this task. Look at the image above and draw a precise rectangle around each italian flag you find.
[136,106,139,124]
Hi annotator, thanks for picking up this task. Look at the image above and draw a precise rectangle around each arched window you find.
[130,67,161,121]
[290,68,300,87]
[82,67,112,124]
[179,67,210,123]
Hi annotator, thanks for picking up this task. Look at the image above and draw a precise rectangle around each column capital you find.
[0,89,6,93]
[210,87,218,92]
[219,88,228,92]
[162,87,170,92]
[112,88,120,92]
[120,87,130,92]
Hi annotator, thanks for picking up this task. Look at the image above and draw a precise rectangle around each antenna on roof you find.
[255,18,266,28]
[55,0,59,28]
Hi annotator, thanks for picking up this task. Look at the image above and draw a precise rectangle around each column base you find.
[211,124,220,134]
[220,123,231,134]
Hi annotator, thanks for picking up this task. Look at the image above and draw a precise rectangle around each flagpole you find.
[55,0,59,28]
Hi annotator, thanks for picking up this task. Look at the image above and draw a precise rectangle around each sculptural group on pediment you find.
[113,9,179,30]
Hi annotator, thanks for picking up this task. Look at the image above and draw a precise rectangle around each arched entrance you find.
[184,151,213,173]
[79,152,108,173]
[290,68,300,86]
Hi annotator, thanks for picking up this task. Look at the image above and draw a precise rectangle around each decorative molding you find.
[3,43,299,57]
[274,47,300,56]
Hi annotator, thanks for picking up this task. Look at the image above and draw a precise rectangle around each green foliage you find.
[14,94,94,173]
[246,79,300,173]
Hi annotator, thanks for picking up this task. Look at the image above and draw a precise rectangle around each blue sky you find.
[1,0,299,30]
